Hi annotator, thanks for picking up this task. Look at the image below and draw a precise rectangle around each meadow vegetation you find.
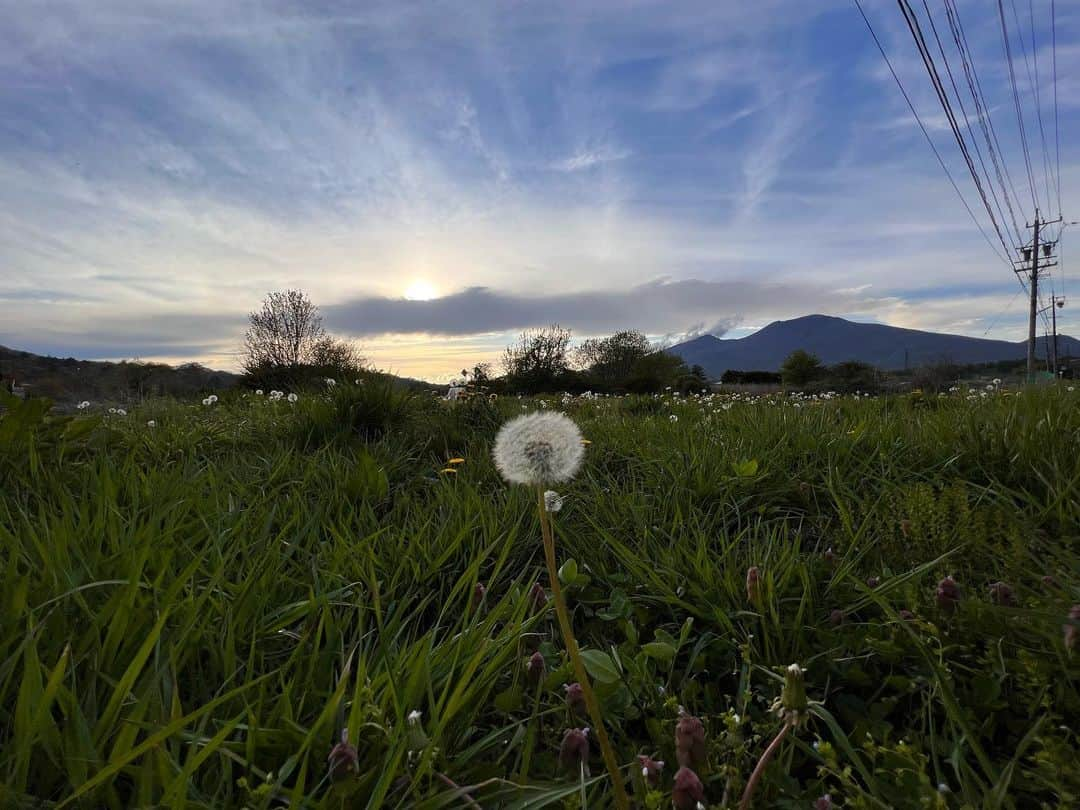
[1,381,1079,808]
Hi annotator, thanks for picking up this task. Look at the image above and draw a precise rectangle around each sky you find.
[1,0,1076,381]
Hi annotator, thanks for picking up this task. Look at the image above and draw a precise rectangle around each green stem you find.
[739,719,792,810]
[537,487,630,810]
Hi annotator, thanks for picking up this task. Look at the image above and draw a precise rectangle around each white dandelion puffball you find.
[77,401,90,410]
[116,408,127,416]
[287,393,298,403]
[544,490,565,513]
[255,389,264,396]
[493,411,585,485]
[147,420,156,427]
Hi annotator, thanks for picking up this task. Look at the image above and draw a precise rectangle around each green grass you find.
[1,384,1078,808]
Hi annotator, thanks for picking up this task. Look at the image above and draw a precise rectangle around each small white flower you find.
[208,394,218,404]
[255,389,264,396]
[325,378,336,386]
[116,408,127,416]
[147,420,156,427]
[669,414,678,422]
[493,412,585,485]
[108,407,117,414]
[407,710,422,726]
[77,401,91,410]
[543,490,564,512]
[202,398,211,406]
[287,393,298,403]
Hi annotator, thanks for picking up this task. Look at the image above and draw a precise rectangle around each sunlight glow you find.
[403,280,439,301]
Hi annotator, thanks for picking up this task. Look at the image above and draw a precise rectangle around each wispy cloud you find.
[0,0,1075,377]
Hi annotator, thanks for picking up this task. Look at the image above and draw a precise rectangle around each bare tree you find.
[243,290,326,371]
[502,324,572,392]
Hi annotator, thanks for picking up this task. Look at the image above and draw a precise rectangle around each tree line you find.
[241,290,707,394]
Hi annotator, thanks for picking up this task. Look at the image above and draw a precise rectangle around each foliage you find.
[781,349,826,386]
[502,324,574,393]
[1,386,1079,808]
[574,330,653,382]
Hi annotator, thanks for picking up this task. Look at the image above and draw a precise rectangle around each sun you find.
[403,280,439,301]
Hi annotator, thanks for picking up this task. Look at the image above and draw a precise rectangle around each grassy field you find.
[2,383,1079,808]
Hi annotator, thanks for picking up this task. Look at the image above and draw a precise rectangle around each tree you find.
[502,324,573,392]
[311,336,365,375]
[574,330,653,383]
[780,350,825,387]
[827,360,879,393]
[470,362,494,386]
[243,290,326,372]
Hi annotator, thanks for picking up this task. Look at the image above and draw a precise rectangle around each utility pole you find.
[1026,213,1040,380]
[1041,294,1066,375]
[1015,210,1061,383]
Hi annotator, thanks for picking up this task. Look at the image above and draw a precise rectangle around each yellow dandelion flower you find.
[447,457,465,465]
[580,439,592,446]
[439,468,458,474]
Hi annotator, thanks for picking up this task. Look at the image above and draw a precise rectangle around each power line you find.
[997,0,1041,211]
[1051,0,1062,218]
[982,285,1025,336]
[945,0,1027,241]
[1015,0,1056,211]
[852,0,1012,267]
[898,0,1015,258]
[921,0,1020,253]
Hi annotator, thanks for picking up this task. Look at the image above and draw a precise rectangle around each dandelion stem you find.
[739,719,792,810]
[537,487,630,810]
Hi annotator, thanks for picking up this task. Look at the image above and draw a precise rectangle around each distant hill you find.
[670,315,1080,376]
[0,345,240,403]
[0,345,440,403]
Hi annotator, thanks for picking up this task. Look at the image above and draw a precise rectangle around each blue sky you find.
[1,0,1076,380]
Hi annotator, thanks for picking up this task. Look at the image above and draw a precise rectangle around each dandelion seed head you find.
[543,490,564,512]
[287,393,298,403]
[492,412,584,485]
[77,401,91,410]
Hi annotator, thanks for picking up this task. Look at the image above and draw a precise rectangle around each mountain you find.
[669,315,1080,376]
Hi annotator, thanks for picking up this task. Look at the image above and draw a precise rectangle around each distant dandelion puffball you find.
[287,393,298,403]
[493,411,584,485]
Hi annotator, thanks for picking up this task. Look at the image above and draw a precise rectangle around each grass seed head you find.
[327,729,358,782]
[565,682,587,717]
[1065,605,1080,651]
[559,727,590,774]
[745,566,762,604]
[988,581,1014,607]
[674,708,706,770]
[529,582,547,612]
[637,754,664,787]
[526,651,546,683]
[671,766,705,809]
[936,576,961,614]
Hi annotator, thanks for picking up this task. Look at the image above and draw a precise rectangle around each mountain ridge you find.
[669,314,1079,375]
